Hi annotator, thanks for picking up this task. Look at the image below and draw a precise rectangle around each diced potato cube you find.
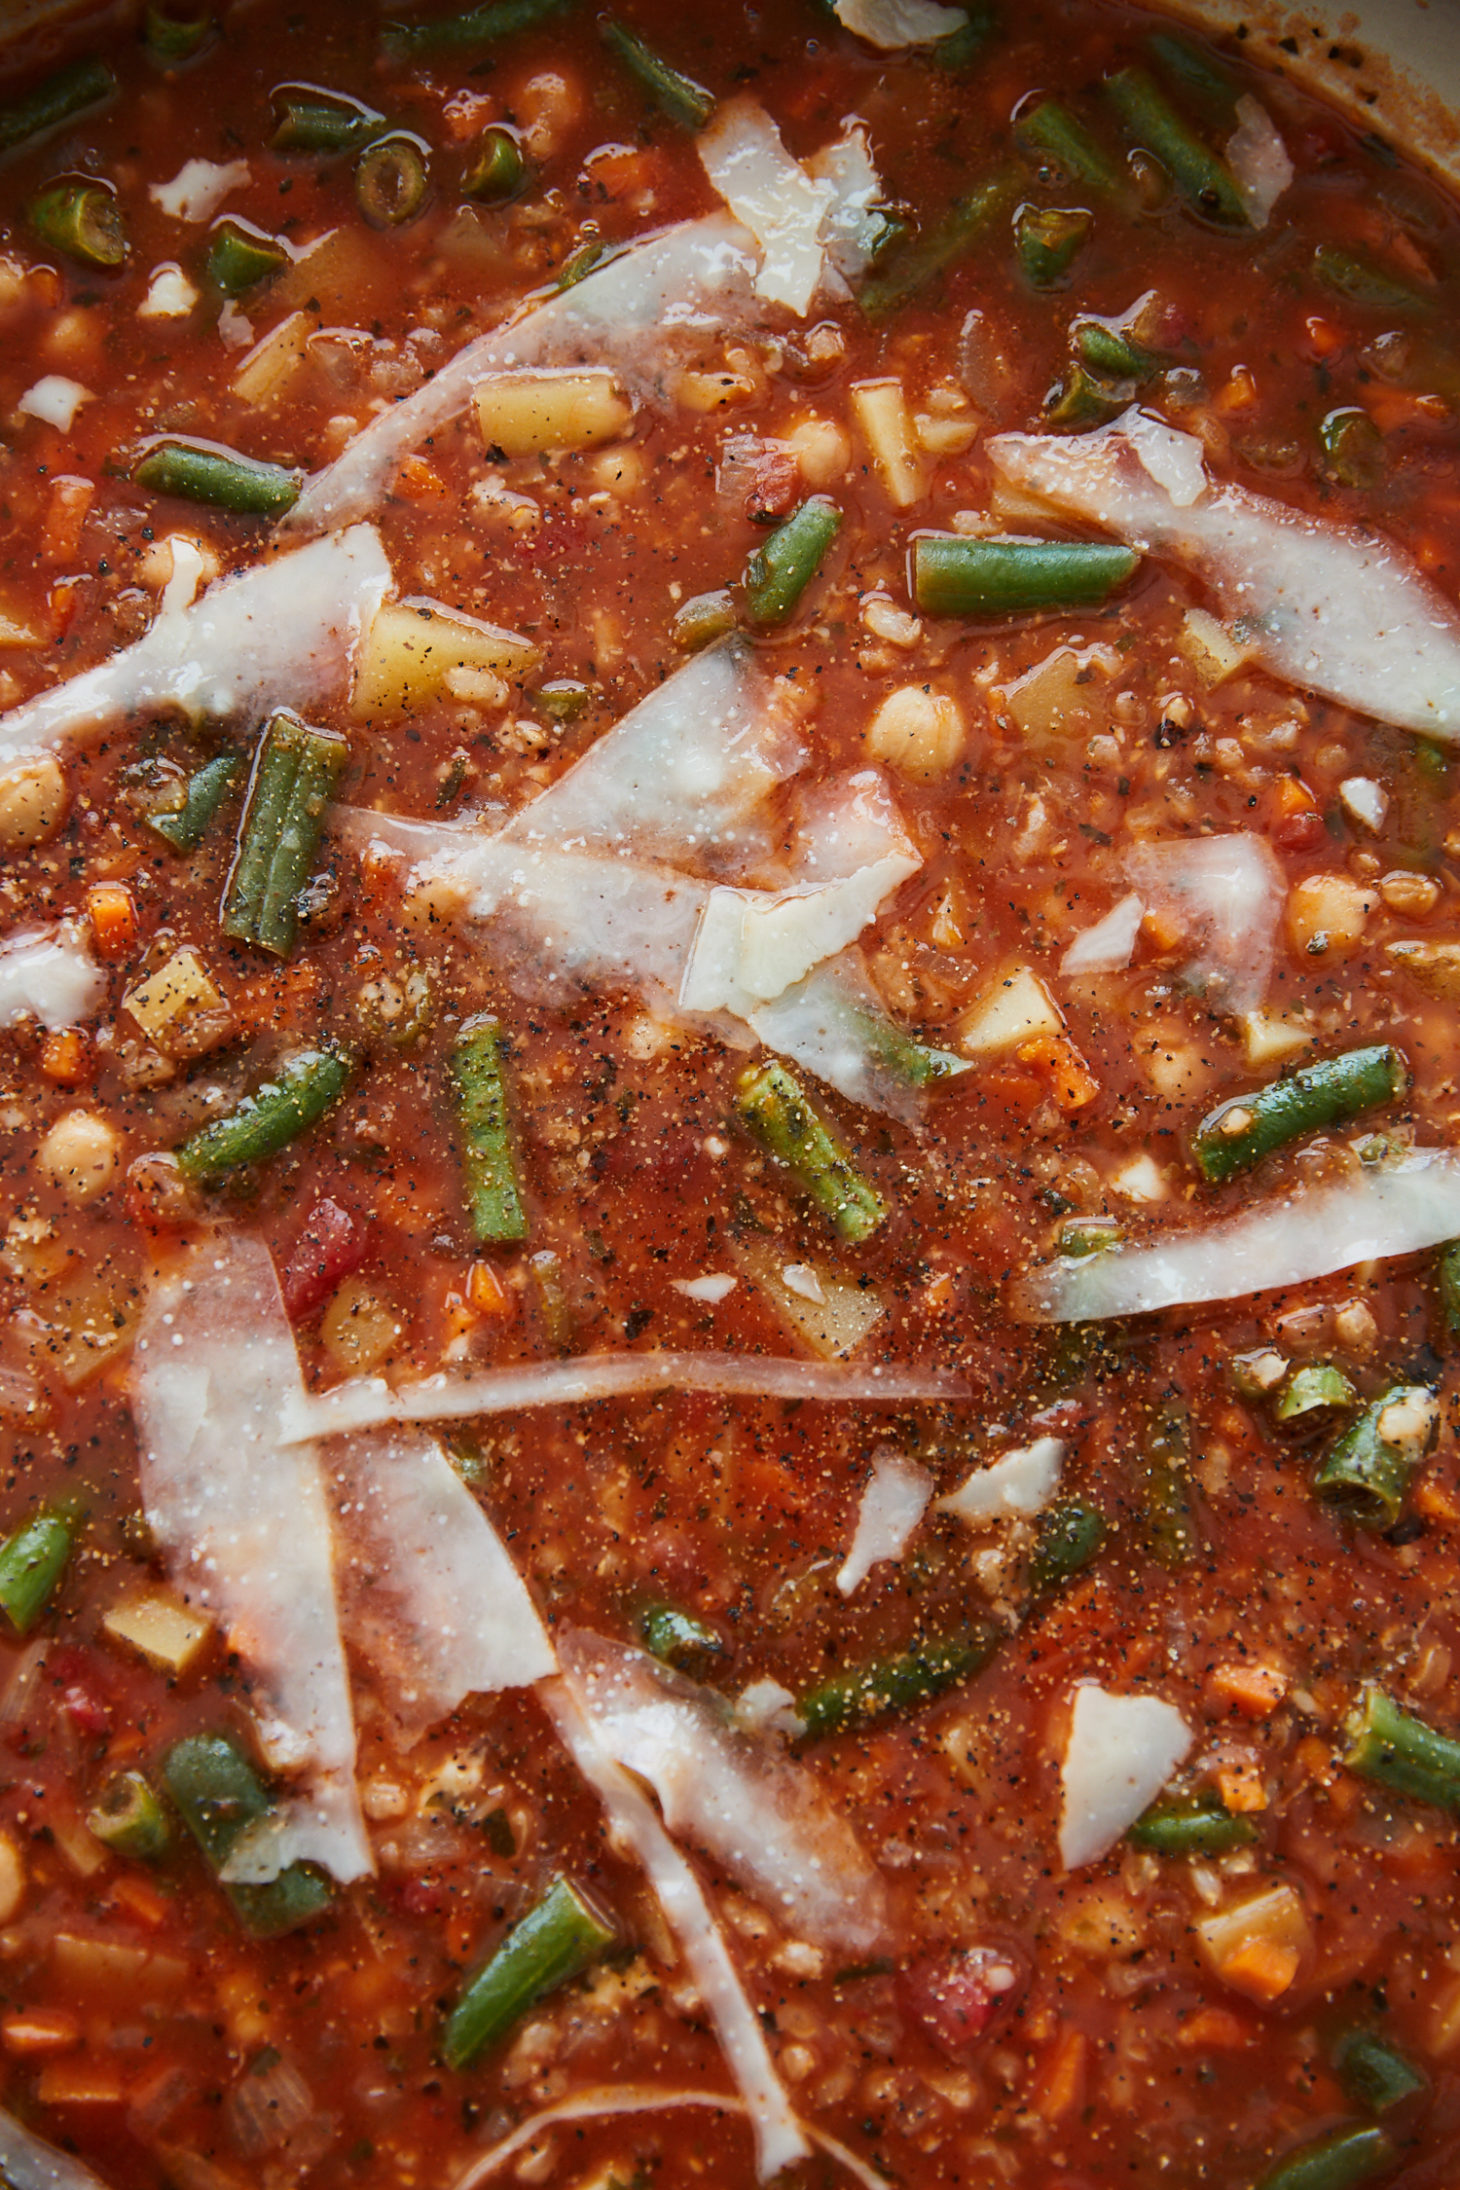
[321,1277,404,1373]
[1387,938,1460,1003]
[0,599,41,647]
[849,378,929,508]
[102,1586,212,1673]
[0,754,66,847]
[473,369,633,456]
[123,947,233,1060]
[1238,1007,1314,1069]
[232,309,311,408]
[51,1933,188,2001]
[1177,607,1255,687]
[1195,1882,1311,2003]
[956,965,1063,1058]
[999,644,1109,746]
[353,599,541,720]
[731,1236,884,1360]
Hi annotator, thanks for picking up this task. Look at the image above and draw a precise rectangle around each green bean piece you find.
[1104,65,1248,228]
[383,0,574,58]
[87,1769,170,1859]
[1314,243,1430,317]
[1145,30,1239,121]
[443,1877,615,2070]
[1191,1045,1408,1184]
[163,1733,333,1938]
[529,1249,573,1354]
[639,1602,724,1672]
[271,85,385,155]
[1274,1363,1358,1438]
[743,498,842,629]
[1140,1410,1197,1570]
[600,18,714,130]
[146,753,240,853]
[1333,2028,1428,2115]
[0,56,115,154]
[912,535,1139,619]
[671,588,739,653]
[29,181,126,271]
[797,1626,1001,1743]
[1313,1384,1437,1531]
[175,1047,352,1183]
[555,238,609,290]
[356,135,430,228]
[0,1507,74,1635]
[134,441,301,518]
[1438,1237,1460,1334]
[928,5,998,69]
[859,174,1012,321]
[1058,1215,1123,1258]
[143,5,214,63]
[1043,364,1127,430]
[223,712,349,955]
[1253,2124,1394,2190]
[734,1060,885,1244]
[852,1010,966,1089]
[1345,1684,1460,1812]
[1127,1789,1255,1855]
[453,1018,528,1245]
[463,125,526,203]
[1074,315,1159,382]
[1015,203,1093,288]
[1029,1500,1107,1594]
[205,218,289,296]
[1319,407,1383,491]
[1014,98,1121,192]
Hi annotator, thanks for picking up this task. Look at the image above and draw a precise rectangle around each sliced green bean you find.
[743,498,842,628]
[30,181,126,271]
[146,753,240,853]
[1438,1237,1460,1334]
[383,0,574,58]
[0,56,115,154]
[1313,1384,1437,1531]
[555,238,609,290]
[1319,407,1382,490]
[853,1010,966,1089]
[1074,314,1160,382]
[1029,1500,1106,1593]
[672,588,739,653]
[912,535,1139,619]
[1191,1045,1408,1184]
[0,1506,74,1634]
[1127,1788,1254,1855]
[135,441,301,518]
[639,1602,723,1672]
[1254,2124,1393,2190]
[443,1877,615,2070]
[271,85,384,155]
[1104,64,1248,228]
[1274,1362,1358,1438]
[175,1047,352,1182]
[87,1769,170,1859]
[1140,1410,1197,1569]
[223,712,349,955]
[734,1060,885,1243]
[356,135,430,227]
[164,1733,333,1937]
[1332,2028,1428,2115]
[206,218,289,296]
[463,126,527,203]
[143,5,215,63]
[1044,365,1127,430]
[797,1626,1001,1742]
[859,173,1013,321]
[1015,203,1092,288]
[600,18,714,130]
[1314,243,1431,317]
[453,1018,528,1245]
[1145,30,1239,121]
[1345,1684,1460,1812]
[1014,98,1121,192]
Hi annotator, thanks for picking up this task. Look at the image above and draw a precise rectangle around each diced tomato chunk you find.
[898,1944,1024,2059]
[1273,808,1328,854]
[281,1198,374,1322]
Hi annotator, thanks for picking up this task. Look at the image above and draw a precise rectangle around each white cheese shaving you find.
[0,924,103,1030]
[672,1274,738,1304]
[540,1679,811,2183]
[1060,892,1144,975]
[559,1630,888,1953]
[939,1436,1065,1527]
[697,98,834,316]
[1123,833,1284,1014]
[988,409,1460,740]
[330,1429,556,1742]
[16,376,90,431]
[1123,405,1208,507]
[139,263,199,319]
[132,1238,371,1885]
[1339,776,1388,833]
[836,1450,933,1594]
[1013,1146,1460,1324]
[1225,95,1294,228]
[0,525,391,761]
[746,949,960,1122]
[733,1680,804,1739]
[804,123,888,288]
[148,155,251,222]
[0,2107,112,2190]
[1059,1684,1192,1869]
[831,0,969,48]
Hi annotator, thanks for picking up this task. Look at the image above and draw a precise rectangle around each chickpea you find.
[864,684,965,781]
[1285,871,1373,958]
[785,416,851,490]
[0,754,66,849]
[36,1109,122,1203]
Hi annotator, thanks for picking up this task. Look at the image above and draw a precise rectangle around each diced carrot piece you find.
[1215,364,1258,414]
[1215,1759,1268,1813]
[1176,2006,1255,2051]
[35,2055,125,2106]
[3,2008,81,2055]
[1272,774,1319,819]
[39,475,93,566]
[1215,1937,1300,2003]
[1207,1662,1287,1718]
[1032,2027,1087,2123]
[38,1028,89,1085]
[109,1874,170,1929]
[395,454,448,503]
[48,579,81,640]
[1294,1734,1337,1786]
[1140,904,1187,953]
[1303,315,1344,359]
[1417,1475,1460,1525]
[85,881,138,962]
[1017,1032,1098,1112]
[466,1260,514,1318]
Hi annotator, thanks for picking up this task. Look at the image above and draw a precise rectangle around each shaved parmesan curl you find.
[1123,833,1284,1014]
[0,924,103,1030]
[1060,892,1143,977]
[939,1437,1064,1527]
[1013,1147,1460,1324]
[0,2108,114,2190]
[836,1450,933,1593]
[698,99,834,315]
[1059,1685,1191,1868]
[832,0,969,49]
[988,409,1460,740]
[1225,97,1294,228]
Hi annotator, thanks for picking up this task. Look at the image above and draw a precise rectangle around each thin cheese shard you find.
[0,924,103,1030]
[698,99,834,315]
[836,1450,932,1593]
[832,0,969,47]
[1123,833,1284,1015]
[1059,1684,1191,1869]
[940,1436,1065,1527]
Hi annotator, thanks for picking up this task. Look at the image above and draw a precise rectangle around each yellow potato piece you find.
[354,597,541,719]
[473,367,633,456]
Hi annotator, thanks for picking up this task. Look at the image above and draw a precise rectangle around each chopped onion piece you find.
[1225,96,1293,228]
[698,98,833,315]
[0,526,390,761]
[0,2106,113,2190]
[330,1429,556,1741]
[988,410,1460,740]
[1013,1147,1460,1323]
[558,1630,888,1952]
[285,1349,967,1442]
[1123,833,1284,1014]
[837,1450,933,1593]
[17,376,90,431]
[132,1237,371,1884]
[0,923,103,1030]
[1059,1684,1191,1869]
[831,0,969,49]
[673,1274,738,1304]
[540,1680,811,2182]
[1060,893,1143,976]
[939,1436,1064,1527]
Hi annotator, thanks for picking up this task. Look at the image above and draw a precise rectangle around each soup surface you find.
[0,2,1459,2187]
